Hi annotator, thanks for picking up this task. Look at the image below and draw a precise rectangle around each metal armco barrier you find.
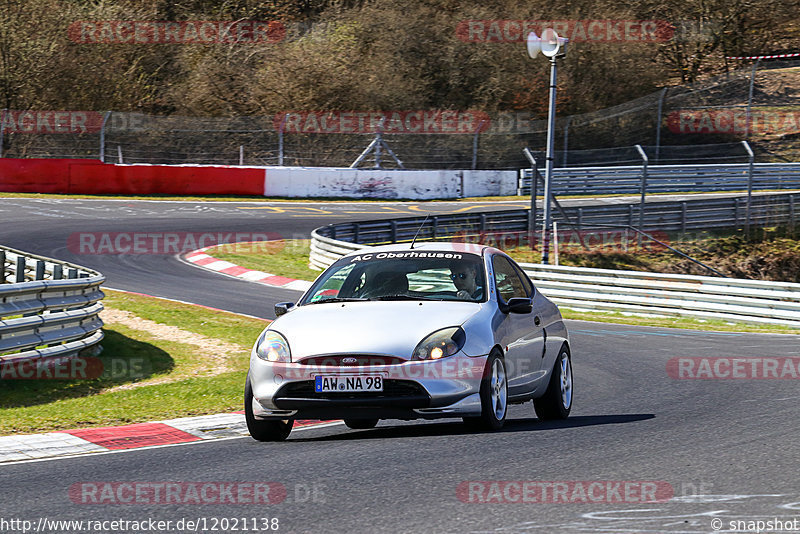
[520,264,800,327]
[518,163,800,196]
[309,192,800,327]
[311,192,800,270]
[0,246,105,370]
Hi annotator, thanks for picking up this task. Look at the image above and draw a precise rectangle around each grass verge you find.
[0,290,267,435]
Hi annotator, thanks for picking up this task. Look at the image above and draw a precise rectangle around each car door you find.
[491,255,545,399]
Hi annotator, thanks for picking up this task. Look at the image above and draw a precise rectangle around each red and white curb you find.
[182,246,313,292]
[0,414,334,464]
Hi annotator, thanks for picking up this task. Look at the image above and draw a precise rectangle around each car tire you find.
[534,344,573,420]
[463,350,507,431]
[245,374,293,442]
[343,418,379,430]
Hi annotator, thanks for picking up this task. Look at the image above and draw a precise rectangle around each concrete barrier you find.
[0,158,518,199]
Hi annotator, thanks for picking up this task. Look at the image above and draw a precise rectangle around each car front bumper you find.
[249,353,488,421]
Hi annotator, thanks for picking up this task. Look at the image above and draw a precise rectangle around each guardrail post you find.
[99,111,111,162]
[742,140,755,237]
[635,144,648,246]
[35,260,45,281]
[431,216,438,240]
[68,268,78,279]
[15,257,25,283]
[0,250,5,282]
[681,201,687,235]
[54,264,63,280]
[329,225,337,240]
[734,198,741,226]
[390,220,397,243]
[351,222,359,243]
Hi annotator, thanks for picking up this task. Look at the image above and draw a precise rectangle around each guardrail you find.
[518,163,800,196]
[520,263,800,327]
[309,193,800,327]
[1,246,105,371]
[310,192,800,271]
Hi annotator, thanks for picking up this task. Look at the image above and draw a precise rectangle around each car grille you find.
[275,379,427,400]
[297,355,406,366]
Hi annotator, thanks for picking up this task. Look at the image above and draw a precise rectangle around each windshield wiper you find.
[368,294,430,301]
[306,297,369,305]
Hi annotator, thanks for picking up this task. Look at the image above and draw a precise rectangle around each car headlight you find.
[412,327,466,361]
[255,330,291,362]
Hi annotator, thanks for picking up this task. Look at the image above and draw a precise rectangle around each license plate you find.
[315,375,383,393]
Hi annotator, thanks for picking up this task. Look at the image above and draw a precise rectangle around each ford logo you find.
[341,357,358,365]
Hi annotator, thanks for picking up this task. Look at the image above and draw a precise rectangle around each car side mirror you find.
[274,302,295,317]
[506,297,532,314]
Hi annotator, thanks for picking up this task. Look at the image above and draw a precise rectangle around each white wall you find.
[263,167,517,199]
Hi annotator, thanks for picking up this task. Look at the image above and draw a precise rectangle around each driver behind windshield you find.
[450,261,483,301]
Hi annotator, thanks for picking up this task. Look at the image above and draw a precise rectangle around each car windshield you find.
[300,250,487,305]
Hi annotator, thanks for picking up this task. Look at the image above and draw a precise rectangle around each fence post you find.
[523,148,538,251]
[552,220,559,265]
[0,108,6,158]
[745,58,760,139]
[654,87,668,163]
[278,113,288,166]
[635,144,648,245]
[790,194,796,233]
[99,111,111,162]
[742,140,755,236]
[117,145,123,164]
[562,116,571,167]
[239,145,244,165]
[471,120,485,170]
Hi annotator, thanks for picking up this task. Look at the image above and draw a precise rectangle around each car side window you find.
[492,255,529,303]
[511,261,534,297]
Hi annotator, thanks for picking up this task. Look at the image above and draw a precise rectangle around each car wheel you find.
[344,418,379,430]
[463,350,507,431]
[534,344,573,420]
[244,374,293,442]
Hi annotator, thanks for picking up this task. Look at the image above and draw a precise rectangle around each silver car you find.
[245,242,573,441]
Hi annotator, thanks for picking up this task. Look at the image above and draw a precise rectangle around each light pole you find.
[527,29,567,264]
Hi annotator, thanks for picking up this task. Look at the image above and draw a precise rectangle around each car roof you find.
[342,241,504,258]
